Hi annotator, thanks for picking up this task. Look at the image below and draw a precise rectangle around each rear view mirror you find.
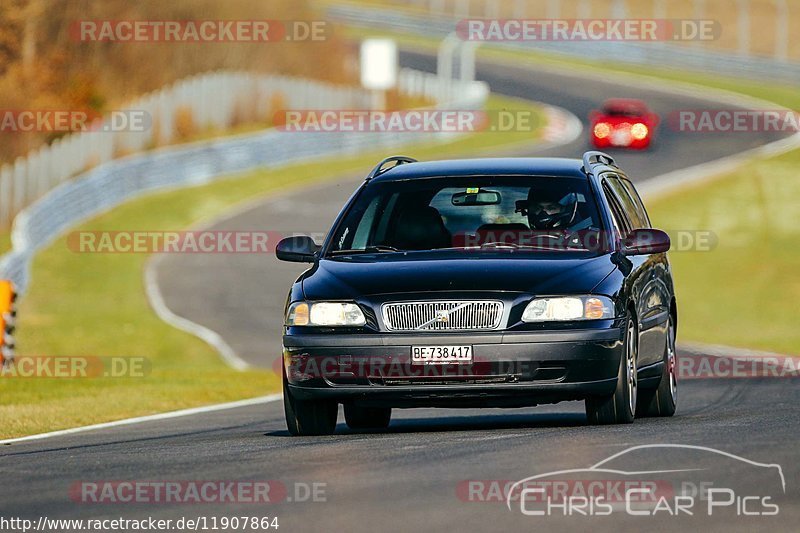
[452,189,501,206]
[276,236,320,263]
[623,228,671,255]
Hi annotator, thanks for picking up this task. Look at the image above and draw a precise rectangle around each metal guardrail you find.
[0,72,373,229]
[327,3,800,85]
[0,69,489,294]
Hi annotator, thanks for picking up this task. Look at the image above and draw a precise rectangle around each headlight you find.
[522,296,614,322]
[286,302,366,326]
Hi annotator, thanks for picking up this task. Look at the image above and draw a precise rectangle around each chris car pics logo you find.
[505,444,785,518]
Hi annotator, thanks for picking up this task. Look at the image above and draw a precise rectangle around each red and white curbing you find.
[541,103,583,146]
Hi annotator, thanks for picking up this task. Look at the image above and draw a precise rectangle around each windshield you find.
[327,176,607,256]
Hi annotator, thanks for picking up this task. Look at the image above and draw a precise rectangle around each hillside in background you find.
[0,0,355,162]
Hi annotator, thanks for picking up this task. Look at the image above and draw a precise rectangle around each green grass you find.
[0,95,544,439]
[647,149,800,354]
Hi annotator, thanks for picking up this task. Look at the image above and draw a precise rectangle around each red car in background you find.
[590,98,659,149]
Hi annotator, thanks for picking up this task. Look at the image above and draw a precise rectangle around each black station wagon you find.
[276,152,678,436]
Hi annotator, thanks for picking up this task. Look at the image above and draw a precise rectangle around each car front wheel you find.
[283,374,338,436]
[586,316,638,425]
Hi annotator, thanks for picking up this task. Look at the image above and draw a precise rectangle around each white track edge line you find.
[143,256,251,371]
[0,393,282,446]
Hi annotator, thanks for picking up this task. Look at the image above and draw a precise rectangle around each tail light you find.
[631,122,649,140]
[593,122,611,139]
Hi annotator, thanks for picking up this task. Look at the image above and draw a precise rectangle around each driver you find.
[526,188,579,230]
[518,188,599,250]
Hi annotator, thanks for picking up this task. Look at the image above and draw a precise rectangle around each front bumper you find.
[283,327,624,408]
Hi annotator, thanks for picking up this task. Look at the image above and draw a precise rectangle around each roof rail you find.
[581,151,617,175]
[365,156,418,181]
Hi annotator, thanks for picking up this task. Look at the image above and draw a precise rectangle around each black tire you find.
[586,316,638,425]
[283,374,338,436]
[344,404,392,430]
[636,315,678,417]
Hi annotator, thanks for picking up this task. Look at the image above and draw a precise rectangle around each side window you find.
[605,175,645,229]
[602,181,633,238]
[620,178,652,228]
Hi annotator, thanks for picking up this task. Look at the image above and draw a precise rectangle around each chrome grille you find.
[382,301,503,331]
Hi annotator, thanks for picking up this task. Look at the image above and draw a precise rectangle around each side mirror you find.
[623,228,670,256]
[276,236,319,263]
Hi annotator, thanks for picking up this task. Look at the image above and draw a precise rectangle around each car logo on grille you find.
[415,305,469,330]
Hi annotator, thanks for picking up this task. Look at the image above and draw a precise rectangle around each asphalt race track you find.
[1,51,797,532]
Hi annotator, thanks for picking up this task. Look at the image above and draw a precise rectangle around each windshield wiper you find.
[480,242,519,250]
[473,241,574,251]
[329,245,401,255]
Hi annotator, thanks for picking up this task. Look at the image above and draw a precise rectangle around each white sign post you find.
[360,39,398,110]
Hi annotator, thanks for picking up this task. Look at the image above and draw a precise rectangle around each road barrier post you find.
[0,280,16,367]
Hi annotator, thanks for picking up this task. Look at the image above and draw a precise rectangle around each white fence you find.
[0,69,489,293]
[0,72,372,229]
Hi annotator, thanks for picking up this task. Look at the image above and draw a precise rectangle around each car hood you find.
[301,253,617,300]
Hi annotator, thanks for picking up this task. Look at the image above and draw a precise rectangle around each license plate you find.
[411,345,473,364]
